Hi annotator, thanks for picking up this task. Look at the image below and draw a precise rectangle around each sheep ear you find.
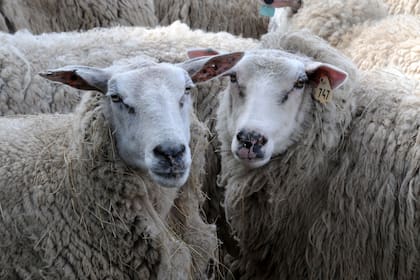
[180,52,244,83]
[39,66,110,93]
[187,48,220,59]
[305,62,348,90]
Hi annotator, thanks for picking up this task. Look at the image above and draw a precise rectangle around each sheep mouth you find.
[150,165,189,180]
[152,169,187,179]
[233,151,270,168]
[150,167,189,188]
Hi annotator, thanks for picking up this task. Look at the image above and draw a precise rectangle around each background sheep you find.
[0,52,244,279]
[153,0,269,38]
[384,0,420,15]
[1,0,270,38]
[0,0,157,33]
[267,0,420,80]
[215,29,420,279]
[342,15,420,80]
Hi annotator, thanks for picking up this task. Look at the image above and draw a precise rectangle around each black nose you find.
[236,130,268,148]
[153,143,186,161]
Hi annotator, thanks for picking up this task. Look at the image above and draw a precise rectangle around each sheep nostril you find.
[236,130,246,142]
[176,144,186,157]
[243,141,253,149]
[260,136,268,146]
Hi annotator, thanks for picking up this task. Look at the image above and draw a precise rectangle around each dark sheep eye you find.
[185,86,192,95]
[110,94,122,103]
[281,94,289,104]
[230,74,237,83]
[294,79,306,89]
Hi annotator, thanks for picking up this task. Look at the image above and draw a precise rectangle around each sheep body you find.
[268,0,420,79]
[384,0,420,15]
[0,0,157,33]
[154,0,269,38]
[268,0,388,47]
[342,15,420,80]
[0,59,218,278]
[216,30,420,279]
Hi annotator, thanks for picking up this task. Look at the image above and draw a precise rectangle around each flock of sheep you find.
[0,0,419,279]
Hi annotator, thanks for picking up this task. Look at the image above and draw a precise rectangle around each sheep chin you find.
[233,154,271,169]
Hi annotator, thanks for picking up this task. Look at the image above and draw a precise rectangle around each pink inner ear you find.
[187,48,220,59]
[191,52,244,83]
[309,65,348,90]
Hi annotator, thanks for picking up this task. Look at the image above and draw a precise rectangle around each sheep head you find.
[40,52,243,187]
[211,49,347,169]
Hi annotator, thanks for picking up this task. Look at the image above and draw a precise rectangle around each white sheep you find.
[267,0,420,80]
[384,0,420,15]
[0,0,157,33]
[0,22,258,273]
[215,30,420,279]
[0,52,244,279]
[154,0,269,38]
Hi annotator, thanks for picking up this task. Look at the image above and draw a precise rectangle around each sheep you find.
[0,0,157,34]
[215,30,420,279]
[0,52,244,279]
[1,0,270,39]
[153,0,269,38]
[267,0,420,80]
[0,22,257,274]
[384,0,420,15]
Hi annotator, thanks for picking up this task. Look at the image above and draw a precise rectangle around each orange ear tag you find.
[313,74,333,104]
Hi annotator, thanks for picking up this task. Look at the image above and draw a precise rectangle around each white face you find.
[106,64,193,188]
[222,51,311,168]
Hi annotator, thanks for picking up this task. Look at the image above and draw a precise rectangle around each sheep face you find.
[219,50,347,169]
[40,52,244,187]
[106,65,193,188]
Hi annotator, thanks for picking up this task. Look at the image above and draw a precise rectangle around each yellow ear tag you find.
[314,75,333,104]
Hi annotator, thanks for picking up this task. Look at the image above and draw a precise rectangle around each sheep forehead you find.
[237,50,306,85]
[110,64,190,101]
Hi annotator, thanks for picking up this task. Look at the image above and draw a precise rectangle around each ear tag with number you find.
[259,5,275,17]
[314,74,333,104]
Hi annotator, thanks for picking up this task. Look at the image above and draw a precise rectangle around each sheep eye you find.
[294,79,306,89]
[110,94,122,103]
[179,95,187,108]
[185,86,192,95]
[281,94,289,104]
[230,74,237,83]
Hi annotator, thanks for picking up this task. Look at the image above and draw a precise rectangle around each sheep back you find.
[0,0,157,33]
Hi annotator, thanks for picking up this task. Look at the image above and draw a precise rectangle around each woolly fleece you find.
[268,0,420,79]
[154,0,269,39]
[0,0,157,34]
[384,0,420,15]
